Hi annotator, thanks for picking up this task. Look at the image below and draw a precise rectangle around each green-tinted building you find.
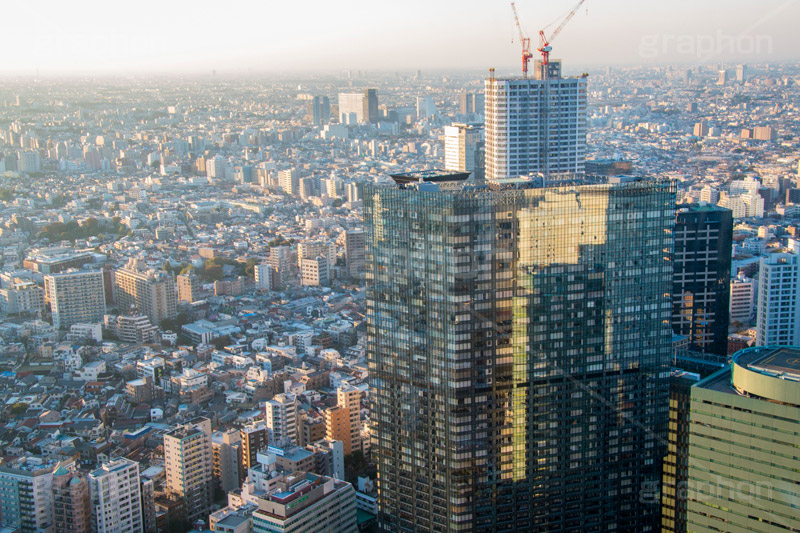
[366,172,676,531]
[687,346,800,532]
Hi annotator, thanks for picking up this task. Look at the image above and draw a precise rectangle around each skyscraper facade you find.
[485,62,587,180]
[366,172,675,531]
[671,204,733,355]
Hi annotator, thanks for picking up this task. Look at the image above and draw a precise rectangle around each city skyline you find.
[3,0,800,76]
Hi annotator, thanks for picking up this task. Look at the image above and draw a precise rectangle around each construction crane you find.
[537,0,587,70]
[510,2,533,78]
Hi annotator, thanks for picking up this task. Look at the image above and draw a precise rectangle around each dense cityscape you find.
[0,2,799,532]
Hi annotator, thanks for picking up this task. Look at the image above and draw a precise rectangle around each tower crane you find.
[537,0,587,71]
[510,2,532,78]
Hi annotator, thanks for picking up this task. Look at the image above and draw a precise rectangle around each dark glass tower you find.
[671,204,733,355]
[366,173,676,532]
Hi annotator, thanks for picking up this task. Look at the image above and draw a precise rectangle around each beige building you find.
[115,258,177,326]
[212,429,243,494]
[44,270,106,329]
[88,458,143,533]
[177,272,201,303]
[164,418,213,523]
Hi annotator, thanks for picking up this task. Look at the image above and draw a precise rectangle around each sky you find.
[3,0,799,76]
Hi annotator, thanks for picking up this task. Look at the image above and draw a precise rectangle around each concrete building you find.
[672,204,733,355]
[0,457,57,532]
[115,258,177,326]
[164,418,213,523]
[251,472,356,533]
[44,270,106,329]
[254,263,275,290]
[686,346,800,531]
[756,241,800,346]
[300,256,328,287]
[730,272,756,323]
[444,123,484,181]
[0,278,44,315]
[485,61,587,179]
[241,422,268,472]
[88,458,143,533]
[177,272,201,303]
[53,464,91,533]
[344,230,365,279]
[266,393,298,448]
[212,429,243,494]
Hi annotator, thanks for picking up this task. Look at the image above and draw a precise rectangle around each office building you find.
[366,172,675,531]
[164,418,213,523]
[672,204,733,355]
[756,241,800,346]
[278,169,302,196]
[686,346,800,531]
[53,464,91,533]
[344,230,366,279]
[300,256,329,287]
[338,89,378,124]
[115,258,177,326]
[44,270,106,329]
[266,393,299,448]
[729,272,756,323]
[308,95,331,126]
[251,472,357,533]
[444,123,484,181]
[0,457,57,532]
[88,458,143,533]
[212,429,243,494]
[485,61,587,179]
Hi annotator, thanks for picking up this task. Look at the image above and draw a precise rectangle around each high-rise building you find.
[177,272,201,304]
[0,457,57,532]
[241,422,268,471]
[164,418,214,523]
[88,458,143,533]
[736,64,748,83]
[212,429,243,494]
[251,472,357,533]
[344,230,366,279]
[278,169,302,196]
[44,270,106,329]
[265,393,298,448]
[115,258,177,327]
[366,172,675,531]
[309,95,331,126]
[729,271,756,323]
[672,204,733,355]
[338,89,378,124]
[254,263,275,291]
[485,61,587,179]
[686,346,800,531]
[444,123,485,181]
[53,464,91,533]
[325,385,362,456]
[300,256,329,287]
[267,246,292,288]
[756,240,800,346]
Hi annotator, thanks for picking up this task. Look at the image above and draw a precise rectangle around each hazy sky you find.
[4,0,799,75]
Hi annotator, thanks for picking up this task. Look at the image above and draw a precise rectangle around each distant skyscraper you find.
[309,95,331,126]
[344,230,366,279]
[736,64,748,83]
[363,88,379,124]
[444,123,484,181]
[485,61,587,179]
[672,204,733,355]
[338,89,378,124]
[686,346,800,531]
[367,172,675,531]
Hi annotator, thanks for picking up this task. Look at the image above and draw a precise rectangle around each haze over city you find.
[3,0,800,75]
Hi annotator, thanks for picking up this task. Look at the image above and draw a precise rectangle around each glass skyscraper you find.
[366,172,675,532]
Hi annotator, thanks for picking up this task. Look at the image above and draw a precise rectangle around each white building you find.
[265,393,298,448]
[44,270,106,329]
[756,243,800,346]
[88,458,143,533]
[444,123,483,179]
[730,272,756,323]
[485,61,587,180]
